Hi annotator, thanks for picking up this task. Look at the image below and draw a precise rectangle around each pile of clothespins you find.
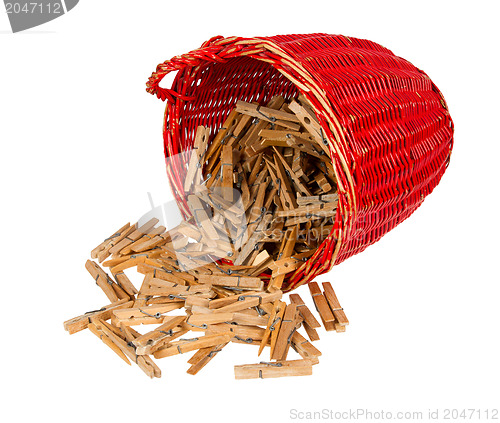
[64,95,349,379]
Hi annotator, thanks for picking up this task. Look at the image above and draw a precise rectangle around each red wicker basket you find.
[146,33,454,291]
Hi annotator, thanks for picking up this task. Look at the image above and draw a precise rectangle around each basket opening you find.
[174,56,301,152]
[165,54,340,290]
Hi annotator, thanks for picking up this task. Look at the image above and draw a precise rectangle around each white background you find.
[1,1,499,422]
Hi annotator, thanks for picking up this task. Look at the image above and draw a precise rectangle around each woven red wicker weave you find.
[146,33,454,291]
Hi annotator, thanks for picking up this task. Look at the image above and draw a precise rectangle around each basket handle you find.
[146,36,232,103]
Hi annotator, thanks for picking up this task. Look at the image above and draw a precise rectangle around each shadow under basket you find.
[146,33,454,292]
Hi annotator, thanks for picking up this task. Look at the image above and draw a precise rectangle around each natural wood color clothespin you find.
[296,193,338,206]
[91,223,130,259]
[187,194,219,240]
[207,323,266,343]
[221,144,234,202]
[290,331,321,364]
[210,290,282,314]
[132,316,186,355]
[292,149,307,180]
[113,303,182,324]
[205,110,239,168]
[308,281,335,330]
[186,342,229,375]
[235,100,301,131]
[268,300,286,358]
[231,311,268,327]
[184,126,210,192]
[322,282,349,329]
[314,172,332,193]
[247,152,264,187]
[112,271,138,296]
[234,359,313,379]
[302,321,321,342]
[289,293,321,329]
[120,226,166,256]
[233,213,272,265]
[85,259,120,302]
[186,313,235,327]
[109,254,149,274]
[90,318,160,378]
[88,321,131,365]
[258,299,281,356]
[272,153,298,210]
[271,303,298,360]
[121,326,162,378]
[197,274,264,290]
[154,332,232,359]
[289,99,330,156]
[109,218,159,256]
[269,226,298,290]
[63,298,133,335]
[273,147,312,196]
[245,176,269,239]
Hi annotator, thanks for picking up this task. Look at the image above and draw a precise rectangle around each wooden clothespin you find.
[308,282,336,331]
[207,324,266,344]
[272,146,312,196]
[313,172,332,193]
[119,226,166,256]
[91,223,130,259]
[247,152,264,186]
[197,274,264,291]
[184,126,210,192]
[257,299,281,356]
[85,259,121,302]
[290,331,321,364]
[210,290,282,314]
[120,325,162,378]
[186,342,229,375]
[231,311,268,327]
[272,152,298,210]
[238,99,287,150]
[187,194,219,240]
[289,293,321,329]
[322,282,349,331]
[269,257,301,278]
[221,144,234,202]
[289,98,330,156]
[268,225,298,290]
[271,303,298,360]
[234,359,313,379]
[131,316,186,355]
[153,332,233,359]
[233,213,272,266]
[87,321,131,365]
[235,100,301,131]
[277,201,337,219]
[63,298,133,335]
[205,110,240,171]
[90,318,160,378]
[245,176,269,239]
[109,218,159,256]
[296,193,338,206]
[268,300,286,358]
[112,303,183,326]
[292,149,308,180]
[302,320,320,342]
[186,312,235,328]
[112,271,138,297]
[109,253,149,274]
